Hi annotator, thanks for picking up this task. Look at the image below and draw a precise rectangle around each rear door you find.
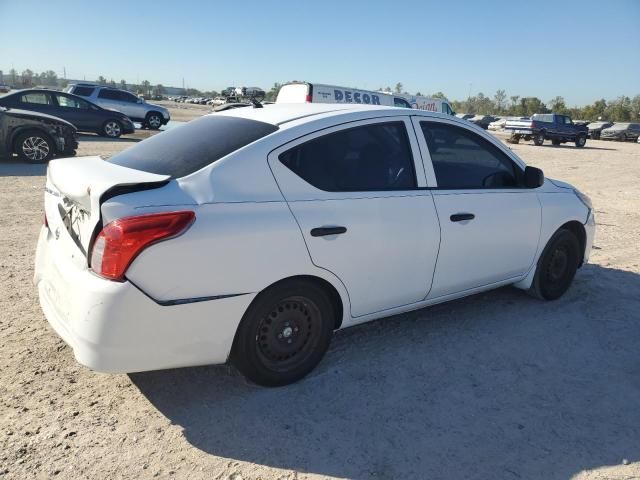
[269,117,441,318]
[16,91,56,116]
[413,117,541,298]
[53,93,96,130]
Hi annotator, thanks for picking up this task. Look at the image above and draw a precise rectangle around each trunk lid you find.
[44,156,169,260]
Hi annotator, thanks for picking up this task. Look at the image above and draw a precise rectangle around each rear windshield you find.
[107,115,279,178]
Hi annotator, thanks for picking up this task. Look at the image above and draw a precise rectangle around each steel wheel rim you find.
[148,115,161,128]
[105,121,121,137]
[22,136,50,161]
[256,296,322,372]
[546,246,569,283]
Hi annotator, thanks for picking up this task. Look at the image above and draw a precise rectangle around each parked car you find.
[0,84,10,93]
[0,89,135,138]
[600,123,640,141]
[65,84,170,129]
[0,106,77,162]
[208,96,227,106]
[505,113,589,147]
[35,103,595,386]
[468,115,499,129]
[587,121,613,140]
[488,118,508,131]
[455,113,475,120]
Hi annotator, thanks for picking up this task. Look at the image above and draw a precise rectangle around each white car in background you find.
[35,104,595,386]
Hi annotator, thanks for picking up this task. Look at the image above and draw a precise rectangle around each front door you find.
[413,118,542,298]
[269,117,441,318]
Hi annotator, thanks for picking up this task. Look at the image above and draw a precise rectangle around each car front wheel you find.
[145,113,163,130]
[15,131,54,163]
[533,132,545,146]
[529,229,580,300]
[575,134,586,148]
[232,279,335,386]
[102,120,123,138]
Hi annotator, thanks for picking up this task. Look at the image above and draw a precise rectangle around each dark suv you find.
[0,107,77,162]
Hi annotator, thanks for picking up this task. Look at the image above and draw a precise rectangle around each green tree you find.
[265,82,281,101]
[394,82,403,94]
[493,89,507,113]
[141,80,151,97]
[21,69,34,87]
[97,76,107,85]
[431,91,447,99]
[549,96,567,113]
[153,84,166,98]
[9,68,17,86]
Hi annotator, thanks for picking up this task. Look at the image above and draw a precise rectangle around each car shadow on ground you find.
[131,264,640,479]
[77,134,141,143]
[0,160,47,176]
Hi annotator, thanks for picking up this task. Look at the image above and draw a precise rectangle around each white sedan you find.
[35,104,595,386]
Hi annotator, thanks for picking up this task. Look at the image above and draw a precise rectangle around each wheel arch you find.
[559,220,586,266]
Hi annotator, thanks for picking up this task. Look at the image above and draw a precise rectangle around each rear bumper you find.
[34,227,254,373]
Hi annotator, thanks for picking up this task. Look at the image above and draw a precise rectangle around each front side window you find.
[279,122,416,192]
[20,92,53,105]
[122,92,139,103]
[420,121,521,189]
[56,94,89,109]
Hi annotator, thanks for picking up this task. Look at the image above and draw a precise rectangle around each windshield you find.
[108,114,278,178]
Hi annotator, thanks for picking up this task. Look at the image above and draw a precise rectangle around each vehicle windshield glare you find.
[107,114,279,178]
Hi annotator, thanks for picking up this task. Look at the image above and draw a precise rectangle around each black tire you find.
[232,279,335,386]
[552,139,561,146]
[529,229,581,301]
[575,134,587,148]
[14,130,55,163]
[533,132,545,146]
[101,119,123,138]
[145,112,163,130]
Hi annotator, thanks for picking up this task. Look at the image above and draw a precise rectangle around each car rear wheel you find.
[145,112,163,130]
[14,131,54,163]
[533,132,545,146]
[232,279,335,386]
[529,229,580,301]
[102,120,123,138]
[575,134,586,148]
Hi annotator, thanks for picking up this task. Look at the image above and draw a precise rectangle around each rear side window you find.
[108,115,279,178]
[97,89,120,100]
[420,121,521,189]
[72,86,95,97]
[279,122,416,192]
[20,92,53,105]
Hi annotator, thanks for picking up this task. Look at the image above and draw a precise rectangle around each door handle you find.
[450,213,475,222]
[310,226,347,237]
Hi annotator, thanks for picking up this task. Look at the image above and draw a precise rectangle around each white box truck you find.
[276,82,454,115]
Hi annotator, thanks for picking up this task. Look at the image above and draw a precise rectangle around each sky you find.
[1,0,638,106]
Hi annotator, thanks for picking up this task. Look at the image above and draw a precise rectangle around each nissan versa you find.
[34,104,595,386]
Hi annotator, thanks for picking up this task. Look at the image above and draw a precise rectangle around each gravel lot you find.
[1,109,639,479]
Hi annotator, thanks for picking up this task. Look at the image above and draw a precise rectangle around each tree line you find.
[2,69,638,121]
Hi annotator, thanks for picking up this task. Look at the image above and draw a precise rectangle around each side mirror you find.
[524,166,544,188]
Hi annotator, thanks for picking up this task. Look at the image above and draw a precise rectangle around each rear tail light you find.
[90,211,195,281]
[530,121,536,129]
[305,94,312,103]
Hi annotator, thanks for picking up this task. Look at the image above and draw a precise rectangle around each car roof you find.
[213,103,433,127]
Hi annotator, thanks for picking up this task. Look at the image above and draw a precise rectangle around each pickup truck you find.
[505,113,588,147]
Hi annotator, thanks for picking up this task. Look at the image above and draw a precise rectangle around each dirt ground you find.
[1,109,639,480]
